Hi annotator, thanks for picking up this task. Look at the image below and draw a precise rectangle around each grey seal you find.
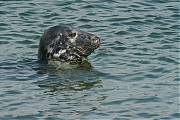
[38,25,101,63]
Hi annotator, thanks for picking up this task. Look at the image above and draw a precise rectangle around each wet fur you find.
[38,26,101,62]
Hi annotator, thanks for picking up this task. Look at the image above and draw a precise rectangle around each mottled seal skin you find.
[38,26,101,62]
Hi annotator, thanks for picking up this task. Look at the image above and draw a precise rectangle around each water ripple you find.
[0,0,179,119]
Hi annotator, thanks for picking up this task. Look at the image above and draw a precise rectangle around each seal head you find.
[38,26,101,62]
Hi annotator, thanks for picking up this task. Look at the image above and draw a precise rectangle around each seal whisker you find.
[76,47,88,56]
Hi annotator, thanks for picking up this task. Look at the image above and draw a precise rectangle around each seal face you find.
[38,26,101,62]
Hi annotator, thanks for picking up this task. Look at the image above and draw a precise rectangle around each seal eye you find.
[69,33,76,38]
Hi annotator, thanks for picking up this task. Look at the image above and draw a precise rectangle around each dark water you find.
[0,0,179,119]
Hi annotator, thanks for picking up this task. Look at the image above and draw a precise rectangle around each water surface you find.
[0,0,179,119]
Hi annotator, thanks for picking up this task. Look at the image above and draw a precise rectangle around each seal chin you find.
[38,25,102,62]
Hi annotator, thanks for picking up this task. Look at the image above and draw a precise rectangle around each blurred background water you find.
[0,0,179,119]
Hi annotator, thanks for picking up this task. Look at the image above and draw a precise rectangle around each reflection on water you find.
[34,59,102,92]
[34,58,92,75]
[38,77,102,92]
[33,60,105,119]
[0,0,179,119]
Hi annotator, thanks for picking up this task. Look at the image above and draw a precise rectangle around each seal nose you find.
[92,36,102,45]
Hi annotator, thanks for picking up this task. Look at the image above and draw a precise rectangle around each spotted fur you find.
[38,26,101,62]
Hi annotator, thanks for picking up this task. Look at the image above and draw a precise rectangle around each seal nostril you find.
[98,38,101,42]
[96,37,101,44]
[92,36,101,44]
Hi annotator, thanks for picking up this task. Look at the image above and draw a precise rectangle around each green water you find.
[0,0,179,119]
